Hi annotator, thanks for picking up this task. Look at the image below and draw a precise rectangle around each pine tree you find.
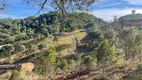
[96,40,117,68]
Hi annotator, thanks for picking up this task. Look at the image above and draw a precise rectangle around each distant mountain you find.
[119,14,142,21]
[118,14,142,29]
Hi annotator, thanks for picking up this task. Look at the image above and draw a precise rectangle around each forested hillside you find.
[0,11,142,80]
[119,14,142,20]
[0,0,142,79]
[0,12,106,45]
[118,13,142,29]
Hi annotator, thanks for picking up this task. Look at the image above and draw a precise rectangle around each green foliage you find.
[119,13,142,20]
[69,59,76,70]
[34,47,59,75]
[15,34,28,41]
[1,9,142,80]
[120,27,139,59]
[104,29,116,41]
[96,40,117,65]
[87,22,98,29]
[38,43,46,50]
[28,44,38,52]
[14,43,26,52]
[135,30,142,44]
[10,70,21,80]
[60,59,69,71]
[89,29,103,39]
[133,30,142,59]
[0,12,106,45]
[7,36,15,43]
[0,45,13,58]
[83,55,93,66]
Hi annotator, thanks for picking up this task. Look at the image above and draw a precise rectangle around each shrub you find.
[69,60,76,70]
[7,36,15,43]
[59,59,69,71]
[88,30,103,39]
[15,34,28,41]
[34,47,59,75]
[96,40,117,68]
[0,45,13,58]
[83,55,93,66]
[28,44,38,52]
[10,70,21,80]
[38,43,46,50]
[14,44,26,52]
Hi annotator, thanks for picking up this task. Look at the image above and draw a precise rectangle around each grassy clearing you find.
[0,30,87,63]
[43,31,87,56]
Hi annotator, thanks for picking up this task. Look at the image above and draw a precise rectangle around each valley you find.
[0,0,142,80]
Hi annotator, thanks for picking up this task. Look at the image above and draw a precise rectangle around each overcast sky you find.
[1,0,142,21]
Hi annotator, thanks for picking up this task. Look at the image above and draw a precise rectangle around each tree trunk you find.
[140,49,142,62]
[60,9,65,32]
[124,39,128,60]
[132,52,135,59]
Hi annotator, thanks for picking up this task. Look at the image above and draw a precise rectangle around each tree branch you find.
[37,0,48,14]
[0,3,6,10]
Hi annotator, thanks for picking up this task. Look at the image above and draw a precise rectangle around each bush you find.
[0,38,5,45]
[59,59,69,71]
[69,60,76,70]
[96,40,117,68]
[38,43,46,50]
[7,36,15,43]
[15,34,28,41]
[10,70,21,80]
[83,55,93,66]
[34,47,59,75]
[14,44,26,52]
[88,29,103,40]
[0,45,13,58]
[28,44,38,52]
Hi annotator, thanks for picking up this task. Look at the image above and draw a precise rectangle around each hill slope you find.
[0,12,106,45]
[118,14,142,29]
[119,14,142,20]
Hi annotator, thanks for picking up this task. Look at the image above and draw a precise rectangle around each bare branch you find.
[0,2,6,10]
[37,0,48,14]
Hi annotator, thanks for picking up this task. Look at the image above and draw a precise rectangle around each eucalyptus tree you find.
[96,40,117,69]
[103,29,116,45]
[120,27,138,60]
[131,10,136,15]
[134,30,142,61]
[131,10,136,20]
[120,28,131,60]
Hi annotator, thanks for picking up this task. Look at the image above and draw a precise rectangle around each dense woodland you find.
[0,10,142,79]
[0,12,106,45]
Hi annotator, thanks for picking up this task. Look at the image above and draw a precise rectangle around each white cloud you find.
[99,2,122,8]
[91,8,142,21]
[124,0,142,5]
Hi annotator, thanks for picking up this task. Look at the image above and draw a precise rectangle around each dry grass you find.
[0,71,12,80]
[21,72,45,80]
[20,62,35,73]
[0,70,47,80]
[43,31,87,56]
[0,30,87,80]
